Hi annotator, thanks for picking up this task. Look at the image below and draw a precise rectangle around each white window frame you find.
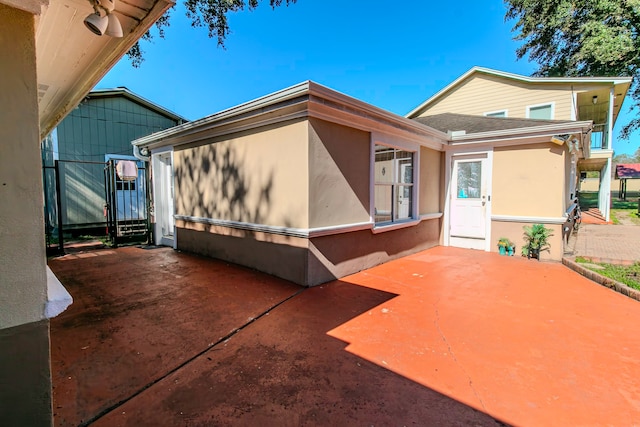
[151,145,177,249]
[526,102,555,120]
[483,109,508,118]
[370,133,420,232]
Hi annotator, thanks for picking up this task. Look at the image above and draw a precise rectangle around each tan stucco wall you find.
[419,74,577,120]
[308,218,441,285]
[173,116,444,286]
[491,221,564,261]
[419,147,442,214]
[492,143,566,217]
[0,4,47,329]
[308,118,370,228]
[0,5,53,426]
[174,120,309,228]
[581,177,640,194]
[176,220,310,285]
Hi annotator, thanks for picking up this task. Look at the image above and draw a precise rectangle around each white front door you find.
[154,152,175,247]
[449,155,489,250]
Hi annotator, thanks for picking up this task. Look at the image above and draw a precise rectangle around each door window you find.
[456,161,482,199]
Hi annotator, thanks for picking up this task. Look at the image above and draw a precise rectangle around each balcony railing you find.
[591,123,608,150]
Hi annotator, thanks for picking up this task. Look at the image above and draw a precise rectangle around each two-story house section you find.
[406,67,632,221]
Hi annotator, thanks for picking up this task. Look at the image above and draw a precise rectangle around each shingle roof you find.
[616,164,640,179]
[413,113,574,134]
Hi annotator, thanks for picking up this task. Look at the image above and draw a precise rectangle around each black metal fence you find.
[103,159,150,247]
[43,159,150,254]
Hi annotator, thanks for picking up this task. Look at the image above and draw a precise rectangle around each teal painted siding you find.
[50,95,181,228]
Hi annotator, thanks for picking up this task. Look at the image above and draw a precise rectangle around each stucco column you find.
[0,3,53,426]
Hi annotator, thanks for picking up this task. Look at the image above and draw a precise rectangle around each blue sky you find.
[98,0,638,155]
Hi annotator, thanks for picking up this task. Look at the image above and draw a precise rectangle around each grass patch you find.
[610,209,640,225]
[575,258,640,290]
[578,192,599,209]
[612,199,640,209]
[579,191,640,210]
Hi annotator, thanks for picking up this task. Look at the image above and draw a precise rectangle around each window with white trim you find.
[527,103,554,119]
[374,144,415,224]
[484,110,507,118]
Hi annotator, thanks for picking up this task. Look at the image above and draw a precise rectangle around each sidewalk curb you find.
[562,257,640,302]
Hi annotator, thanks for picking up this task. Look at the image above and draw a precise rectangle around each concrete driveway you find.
[49,246,640,426]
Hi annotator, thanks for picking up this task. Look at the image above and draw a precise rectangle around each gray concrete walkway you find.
[569,223,640,264]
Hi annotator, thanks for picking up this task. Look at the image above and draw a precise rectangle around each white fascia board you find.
[132,81,312,147]
[308,81,449,140]
[405,65,633,119]
[473,67,632,85]
[444,121,593,150]
[133,80,450,152]
[451,120,592,142]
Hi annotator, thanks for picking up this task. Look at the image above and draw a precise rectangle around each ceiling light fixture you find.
[84,0,122,38]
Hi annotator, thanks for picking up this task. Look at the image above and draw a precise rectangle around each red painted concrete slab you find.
[332,247,640,426]
[49,247,301,426]
[50,246,640,426]
[92,279,499,426]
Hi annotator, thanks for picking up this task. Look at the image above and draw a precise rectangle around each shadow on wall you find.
[174,140,294,242]
[58,161,107,226]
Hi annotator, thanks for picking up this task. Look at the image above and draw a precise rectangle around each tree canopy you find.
[614,146,640,163]
[505,0,640,138]
[126,0,295,67]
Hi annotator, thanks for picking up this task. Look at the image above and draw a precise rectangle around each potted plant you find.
[521,224,553,260]
[497,237,515,256]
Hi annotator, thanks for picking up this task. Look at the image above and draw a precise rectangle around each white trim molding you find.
[484,109,508,118]
[175,213,443,238]
[175,215,374,238]
[526,102,555,120]
[491,214,568,225]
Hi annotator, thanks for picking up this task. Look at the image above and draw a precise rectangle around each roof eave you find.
[87,88,189,122]
[133,81,450,150]
[450,120,593,143]
[406,66,633,119]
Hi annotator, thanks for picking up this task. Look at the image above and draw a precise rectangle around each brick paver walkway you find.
[570,224,640,264]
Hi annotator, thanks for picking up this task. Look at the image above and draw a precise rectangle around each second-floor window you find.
[527,103,554,120]
[484,110,507,118]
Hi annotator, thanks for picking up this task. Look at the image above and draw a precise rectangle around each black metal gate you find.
[103,159,151,247]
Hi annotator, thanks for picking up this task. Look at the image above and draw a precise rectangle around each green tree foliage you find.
[505,0,640,138]
[613,146,640,163]
[126,0,295,67]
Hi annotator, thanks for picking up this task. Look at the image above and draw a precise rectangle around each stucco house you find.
[406,66,633,222]
[0,1,174,425]
[132,81,592,286]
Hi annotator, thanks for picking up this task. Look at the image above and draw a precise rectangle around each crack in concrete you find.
[80,287,307,427]
[433,300,488,414]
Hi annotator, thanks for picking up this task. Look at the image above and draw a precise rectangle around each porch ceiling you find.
[576,81,631,127]
[578,157,608,171]
[35,0,174,139]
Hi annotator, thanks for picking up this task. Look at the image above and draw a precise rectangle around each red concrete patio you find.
[49,245,640,426]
